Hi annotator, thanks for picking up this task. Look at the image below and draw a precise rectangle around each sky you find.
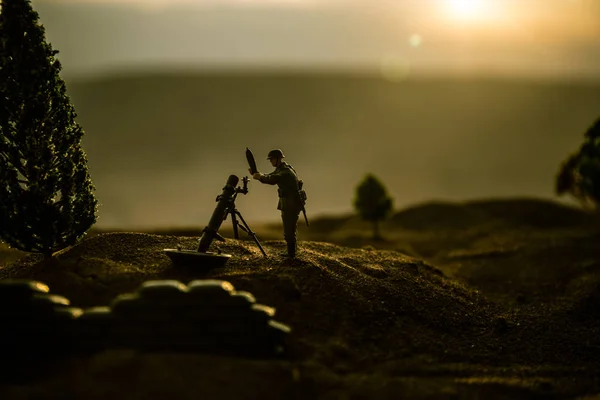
[29,0,600,80]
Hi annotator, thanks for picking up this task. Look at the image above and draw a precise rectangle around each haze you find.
[33,0,600,79]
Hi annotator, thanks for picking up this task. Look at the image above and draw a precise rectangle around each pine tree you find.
[556,117,600,208]
[353,174,393,240]
[0,0,97,258]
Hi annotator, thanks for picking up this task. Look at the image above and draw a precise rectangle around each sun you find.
[444,0,492,22]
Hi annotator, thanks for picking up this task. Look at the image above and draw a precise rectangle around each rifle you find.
[298,180,310,226]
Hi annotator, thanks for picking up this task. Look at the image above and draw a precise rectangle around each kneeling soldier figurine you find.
[251,149,304,259]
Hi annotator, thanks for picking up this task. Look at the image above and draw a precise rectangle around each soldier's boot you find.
[282,210,299,259]
[287,240,297,259]
[279,241,296,258]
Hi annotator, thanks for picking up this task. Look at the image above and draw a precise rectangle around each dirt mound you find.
[464,198,597,229]
[0,233,500,365]
[386,198,595,232]
[298,198,593,237]
[0,243,25,268]
[3,233,599,365]
[297,215,354,235]
[294,198,599,268]
[564,265,600,321]
[389,201,488,231]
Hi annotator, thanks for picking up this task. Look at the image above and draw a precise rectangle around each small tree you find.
[353,174,393,240]
[0,0,97,258]
[556,117,600,209]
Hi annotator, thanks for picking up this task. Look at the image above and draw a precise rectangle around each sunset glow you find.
[442,0,501,23]
[44,0,320,7]
[24,0,600,80]
[446,0,484,18]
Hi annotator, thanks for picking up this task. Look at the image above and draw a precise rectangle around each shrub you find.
[353,174,393,240]
[556,117,600,209]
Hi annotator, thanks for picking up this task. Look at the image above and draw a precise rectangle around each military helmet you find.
[267,149,285,159]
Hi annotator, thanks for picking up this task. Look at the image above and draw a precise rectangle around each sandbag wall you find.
[0,279,290,358]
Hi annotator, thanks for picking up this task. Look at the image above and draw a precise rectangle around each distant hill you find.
[64,71,600,229]
[287,197,600,262]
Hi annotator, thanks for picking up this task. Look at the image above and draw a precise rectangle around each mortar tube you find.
[197,175,239,252]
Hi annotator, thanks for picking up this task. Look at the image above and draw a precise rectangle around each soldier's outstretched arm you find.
[257,171,280,185]
[250,171,274,184]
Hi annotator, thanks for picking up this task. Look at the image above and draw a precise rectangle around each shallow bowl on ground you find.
[163,249,232,269]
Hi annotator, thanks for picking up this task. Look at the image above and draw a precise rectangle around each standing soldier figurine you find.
[250,149,307,259]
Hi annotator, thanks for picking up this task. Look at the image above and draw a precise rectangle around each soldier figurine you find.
[250,149,303,259]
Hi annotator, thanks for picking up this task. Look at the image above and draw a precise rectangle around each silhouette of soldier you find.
[250,149,302,258]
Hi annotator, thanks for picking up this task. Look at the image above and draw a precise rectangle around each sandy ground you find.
[1,197,599,399]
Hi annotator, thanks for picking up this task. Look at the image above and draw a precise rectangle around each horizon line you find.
[62,63,600,85]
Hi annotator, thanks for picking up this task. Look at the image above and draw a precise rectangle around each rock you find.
[31,293,71,308]
[80,306,113,320]
[0,278,291,359]
[137,280,188,301]
[72,307,116,351]
[229,291,256,305]
[252,304,276,318]
[183,280,238,306]
[107,280,289,356]
[110,293,145,315]
[268,320,292,335]
[187,279,235,294]
[53,307,84,320]
[110,294,176,322]
[0,280,50,303]
[180,290,257,310]
[0,287,81,357]
[0,293,71,319]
